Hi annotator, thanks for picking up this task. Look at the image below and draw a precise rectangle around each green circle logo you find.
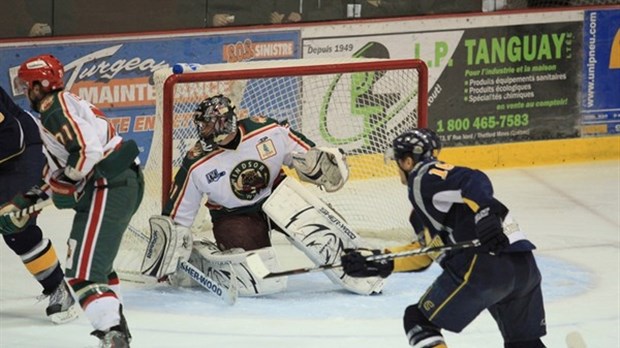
[229,160,270,200]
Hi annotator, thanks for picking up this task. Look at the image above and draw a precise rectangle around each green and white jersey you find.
[36,91,122,178]
[164,116,315,227]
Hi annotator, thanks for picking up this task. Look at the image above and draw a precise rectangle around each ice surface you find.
[1,160,618,347]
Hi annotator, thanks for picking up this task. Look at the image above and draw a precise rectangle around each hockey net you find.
[114,58,428,281]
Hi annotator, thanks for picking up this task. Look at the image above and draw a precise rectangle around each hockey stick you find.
[365,239,480,262]
[248,239,481,279]
[126,224,238,305]
[177,260,238,306]
[2,199,53,218]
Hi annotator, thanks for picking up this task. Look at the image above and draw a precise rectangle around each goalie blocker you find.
[263,177,385,295]
[141,215,193,279]
[140,216,285,297]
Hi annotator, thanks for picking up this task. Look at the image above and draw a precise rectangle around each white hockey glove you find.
[141,215,193,279]
[292,147,349,192]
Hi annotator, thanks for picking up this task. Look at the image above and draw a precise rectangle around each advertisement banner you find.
[0,31,300,164]
[581,9,620,135]
[302,20,583,147]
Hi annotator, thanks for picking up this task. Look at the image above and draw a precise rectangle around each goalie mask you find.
[385,128,441,163]
[193,94,238,143]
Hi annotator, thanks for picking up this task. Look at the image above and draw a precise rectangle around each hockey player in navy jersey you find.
[0,85,78,324]
[341,128,547,347]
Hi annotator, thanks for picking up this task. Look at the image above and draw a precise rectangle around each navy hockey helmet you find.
[419,128,442,154]
[193,94,238,143]
[387,128,441,163]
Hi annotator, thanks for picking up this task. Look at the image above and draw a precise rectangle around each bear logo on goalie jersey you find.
[230,160,270,200]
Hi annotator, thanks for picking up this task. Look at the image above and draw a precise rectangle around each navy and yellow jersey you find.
[35,91,122,179]
[406,159,535,255]
[162,115,315,226]
[0,86,41,167]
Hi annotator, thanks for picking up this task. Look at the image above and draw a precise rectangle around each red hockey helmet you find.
[16,54,65,93]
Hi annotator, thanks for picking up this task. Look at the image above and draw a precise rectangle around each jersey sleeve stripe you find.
[169,149,223,219]
[242,122,279,140]
[58,93,89,172]
[288,131,312,150]
[462,197,480,212]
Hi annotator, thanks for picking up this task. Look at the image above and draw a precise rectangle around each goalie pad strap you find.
[141,215,192,278]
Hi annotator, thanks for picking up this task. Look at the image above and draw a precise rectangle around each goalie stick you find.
[248,239,481,279]
[2,199,53,218]
[126,224,238,305]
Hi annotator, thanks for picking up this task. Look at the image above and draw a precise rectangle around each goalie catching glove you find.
[0,186,48,234]
[292,147,349,192]
[341,248,394,279]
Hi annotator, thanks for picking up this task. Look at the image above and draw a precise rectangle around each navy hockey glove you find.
[341,248,393,278]
[475,206,509,253]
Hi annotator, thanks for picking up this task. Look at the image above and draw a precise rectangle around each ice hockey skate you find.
[45,280,79,324]
[91,325,131,348]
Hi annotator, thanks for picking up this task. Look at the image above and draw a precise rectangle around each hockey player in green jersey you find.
[9,54,144,347]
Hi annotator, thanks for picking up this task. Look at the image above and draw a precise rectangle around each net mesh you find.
[114,58,428,280]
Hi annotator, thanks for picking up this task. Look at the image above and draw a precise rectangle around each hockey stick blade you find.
[178,260,238,306]
[246,253,342,279]
[254,239,481,279]
[3,199,53,218]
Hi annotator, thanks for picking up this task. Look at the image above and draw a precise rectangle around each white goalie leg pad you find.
[169,239,287,297]
[292,147,349,192]
[140,215,193,279]
[264,177,385,295]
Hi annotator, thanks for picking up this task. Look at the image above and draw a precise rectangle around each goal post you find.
[115,58,428,280]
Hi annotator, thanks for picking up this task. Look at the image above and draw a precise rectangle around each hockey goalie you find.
[140,94,384,297]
